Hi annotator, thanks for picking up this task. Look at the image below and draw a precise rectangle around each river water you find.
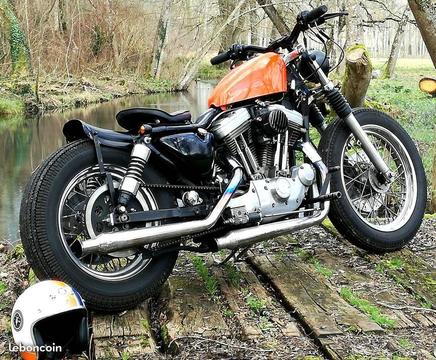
[0,81,215,244]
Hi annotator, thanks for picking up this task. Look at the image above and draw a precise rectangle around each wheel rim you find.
[340,125,417,232]
[57,165,158,281]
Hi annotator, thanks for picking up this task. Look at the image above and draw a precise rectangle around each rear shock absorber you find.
[118,139,151,207]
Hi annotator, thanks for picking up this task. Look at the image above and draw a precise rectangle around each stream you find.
[0,80,215,244]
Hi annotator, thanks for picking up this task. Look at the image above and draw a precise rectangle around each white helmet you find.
[11,280,90,360]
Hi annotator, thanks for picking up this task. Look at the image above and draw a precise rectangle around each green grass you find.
[398,338,414,349]
[198,63,228,80]
[0,281,7,296]
[245,294,266,314]
[340,287,395,328]
[223,308,235,317]
[0,96,24,116]
[190,256,219,298]
[294,247,334,278]
[223,263,242,288]
[367,58,435,184]
[313,260,334,278]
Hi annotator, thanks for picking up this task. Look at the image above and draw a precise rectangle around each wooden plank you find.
[212,262,301,339]
[250,254,383,337]
[316,250,417,329]
[92,301,156,357]
[159,275,229,344]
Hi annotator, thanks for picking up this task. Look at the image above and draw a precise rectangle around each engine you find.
[210,105,315,224]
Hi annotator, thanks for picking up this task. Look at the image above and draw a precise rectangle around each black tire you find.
[20,140,178,312]
[318,108,427,252]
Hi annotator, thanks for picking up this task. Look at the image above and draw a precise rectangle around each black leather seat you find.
[116,108,192,131]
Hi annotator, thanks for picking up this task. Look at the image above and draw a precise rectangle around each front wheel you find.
[319,108,427,252]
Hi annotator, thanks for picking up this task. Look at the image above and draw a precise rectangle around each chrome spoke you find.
[341,125,416,232]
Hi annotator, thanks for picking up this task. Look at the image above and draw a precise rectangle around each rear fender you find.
[63,119,133,149]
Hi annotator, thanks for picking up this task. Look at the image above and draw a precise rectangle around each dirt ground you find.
[0,217,435,360]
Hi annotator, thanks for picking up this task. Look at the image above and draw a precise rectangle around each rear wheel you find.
[319,109,427,252]
[20,140,178,312]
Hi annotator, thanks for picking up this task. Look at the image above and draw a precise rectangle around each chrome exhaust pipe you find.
[81,159,243,255]
[214,160,330,250]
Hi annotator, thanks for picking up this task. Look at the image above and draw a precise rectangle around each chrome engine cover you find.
[227,163,315,223]
[209,107,251,141]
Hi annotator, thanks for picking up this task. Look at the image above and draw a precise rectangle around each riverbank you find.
[0,75,175,116]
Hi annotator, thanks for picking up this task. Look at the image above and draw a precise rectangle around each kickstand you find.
[212,246,252,266]
[92,134,117,205]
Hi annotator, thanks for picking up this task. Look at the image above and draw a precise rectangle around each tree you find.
[342,45,372,107]
[383,12,408,78]
[408,0,436,67]
[176,0,247,90]
[58,0,67,33]
[0,0,31,75]
[150,0,173,78]
[256,0,290,36]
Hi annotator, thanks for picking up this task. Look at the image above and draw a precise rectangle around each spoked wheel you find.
[20,140,179,312]
[319,109,427,252]
[58,165,158,281]
[341,125,416,231]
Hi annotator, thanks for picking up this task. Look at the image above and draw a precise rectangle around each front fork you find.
[310,59,395,183]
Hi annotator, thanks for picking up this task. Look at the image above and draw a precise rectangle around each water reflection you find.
[0,80,215,244]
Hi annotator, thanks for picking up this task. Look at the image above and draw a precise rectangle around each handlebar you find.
[297,5,328,25]
[210,44,269,65]
[210,51,231,65]
[210,5,346,65]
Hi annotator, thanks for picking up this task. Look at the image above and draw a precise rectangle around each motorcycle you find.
[20,5,427,312]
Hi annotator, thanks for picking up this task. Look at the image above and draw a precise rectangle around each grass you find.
[198,63,228,80]
[294,247,335,278]
[367,58,435,183]
[0,281,6,296]
[190,256,219,298]
[223,263,242,287]
[376,257,404,273]
[0,96,24,116]
[245,294,266,314]
[397,338,414,349]
[340,287,395,328]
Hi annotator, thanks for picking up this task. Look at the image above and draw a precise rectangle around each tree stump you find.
[342,45,372,108]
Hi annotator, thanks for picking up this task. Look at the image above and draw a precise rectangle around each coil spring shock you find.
[118,142,151,207]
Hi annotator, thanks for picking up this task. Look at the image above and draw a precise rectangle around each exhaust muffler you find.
[80,158,243,255]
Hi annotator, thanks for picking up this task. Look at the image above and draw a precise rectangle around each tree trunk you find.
[218,0,235,51]
[342,45,372,107]
[150,0,173,78]
[383,13,408,79]
[58,0,67,33]
[256,0,290,36]
[408,0,436,67]
[0,0,31,76]
[431,130,436,213]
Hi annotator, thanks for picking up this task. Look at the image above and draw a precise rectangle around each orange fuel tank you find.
[208,52,287,108]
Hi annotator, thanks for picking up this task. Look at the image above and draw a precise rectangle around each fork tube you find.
[311,59,394,181]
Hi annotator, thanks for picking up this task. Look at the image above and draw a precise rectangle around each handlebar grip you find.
[210,51,231,65]
[301,5,328,24]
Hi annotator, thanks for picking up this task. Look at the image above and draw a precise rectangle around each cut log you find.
[342,44,372,108]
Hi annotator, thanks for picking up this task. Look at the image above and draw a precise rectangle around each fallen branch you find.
[377,302,436,314]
